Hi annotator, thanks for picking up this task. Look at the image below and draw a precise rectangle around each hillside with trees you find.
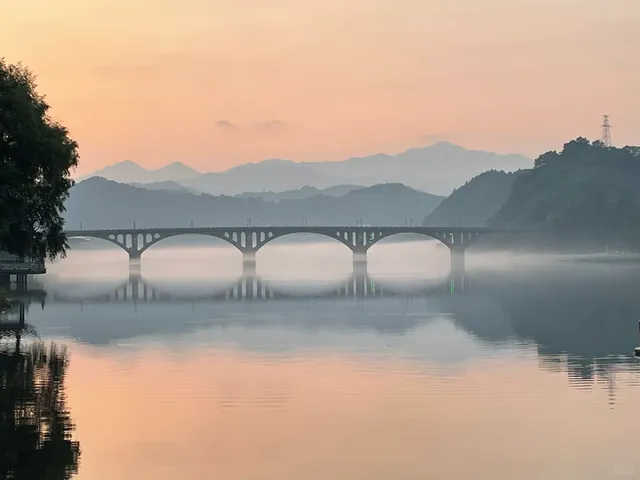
[64,178,443,229]
[490,138,640,250]
[423,170,521,227]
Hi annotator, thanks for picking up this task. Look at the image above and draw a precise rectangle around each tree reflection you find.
[0,340,80,479]
[451,266,640,404]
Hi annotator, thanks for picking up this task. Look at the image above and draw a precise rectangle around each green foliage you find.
[0,59,78,260]
[491,138,640,248]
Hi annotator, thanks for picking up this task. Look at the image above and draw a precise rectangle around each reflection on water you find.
[3,242,640,479]
[0,338,80,479]
[35,270,463,303]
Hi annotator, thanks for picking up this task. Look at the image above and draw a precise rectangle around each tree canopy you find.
[490,138,640,249]
[423,170,522,227]
[0,59,78,260]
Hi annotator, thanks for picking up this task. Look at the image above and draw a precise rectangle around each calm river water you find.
[2,238,640,479]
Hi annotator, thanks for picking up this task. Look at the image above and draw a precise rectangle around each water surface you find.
[2,239,640,479]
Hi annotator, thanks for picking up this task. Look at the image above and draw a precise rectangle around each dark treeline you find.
[491,139,640,250]
[423,170,522,227]
[426,138,640,252]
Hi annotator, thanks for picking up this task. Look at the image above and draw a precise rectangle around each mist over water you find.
[5,238,640,479]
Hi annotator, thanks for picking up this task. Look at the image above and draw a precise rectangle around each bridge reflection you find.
[4,267,640,407]
[41,271,467,304]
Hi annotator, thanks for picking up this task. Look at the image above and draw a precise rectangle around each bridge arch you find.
[63,227,486,268]
[253,229,358,253]
[135,232,245,258]
[361,230,477,251]
[65,230,251,259]
[65,234,132,258]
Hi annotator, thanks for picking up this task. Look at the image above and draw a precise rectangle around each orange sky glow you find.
[2,0,639,175]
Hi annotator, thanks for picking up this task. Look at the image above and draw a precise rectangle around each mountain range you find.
[82,161,200,184]
[65,178,444,230]
[84,142,531,196]
[234,185,363,202]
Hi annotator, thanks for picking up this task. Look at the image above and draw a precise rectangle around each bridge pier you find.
[448,271,467,294]
[243,251,257,277]
[450,247,466,274]
[354,269,369,298]
[10,274,28,291]
[352,250,368,277]
[129,260,142,277]
[243,275,256,300]
[128,271,141,302]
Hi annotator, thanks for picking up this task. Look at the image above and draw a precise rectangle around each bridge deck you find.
[66,225,495,235]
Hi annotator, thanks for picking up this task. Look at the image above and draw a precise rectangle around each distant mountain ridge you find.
[83,142,531,196]
[306,142,529,195]
[83,161,200,184]
[234,185,363,202]
[127,181,363,200]
[64,178,443,230]
[128,180,201,194]
[181,161,356,195]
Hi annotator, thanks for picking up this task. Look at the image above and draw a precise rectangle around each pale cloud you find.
[215,120,238,130]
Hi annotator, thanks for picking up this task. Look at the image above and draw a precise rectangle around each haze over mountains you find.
[85,160,200,184]
[65,178,443,230]
[235,185,362,202]
[84,142,531,196]
[72,142,539,233]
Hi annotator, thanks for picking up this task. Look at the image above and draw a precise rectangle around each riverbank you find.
[559,253,640,264]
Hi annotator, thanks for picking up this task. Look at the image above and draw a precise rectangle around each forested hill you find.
[423,170,521,227]
[64,178,443,229]
[489,138,640,247]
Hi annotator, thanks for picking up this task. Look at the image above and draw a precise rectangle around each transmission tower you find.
[601,115,612,147]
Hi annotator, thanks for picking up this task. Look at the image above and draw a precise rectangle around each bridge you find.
[64,225,496,272]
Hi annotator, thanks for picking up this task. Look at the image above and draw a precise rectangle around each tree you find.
[0,59,78,260]
[490,138,640,250]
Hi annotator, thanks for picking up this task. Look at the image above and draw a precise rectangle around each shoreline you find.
[559,253,640,264]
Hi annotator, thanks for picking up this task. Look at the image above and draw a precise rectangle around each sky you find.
[2,0,639,176]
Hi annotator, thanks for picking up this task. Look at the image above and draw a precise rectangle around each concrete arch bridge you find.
[65,225,496,272]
